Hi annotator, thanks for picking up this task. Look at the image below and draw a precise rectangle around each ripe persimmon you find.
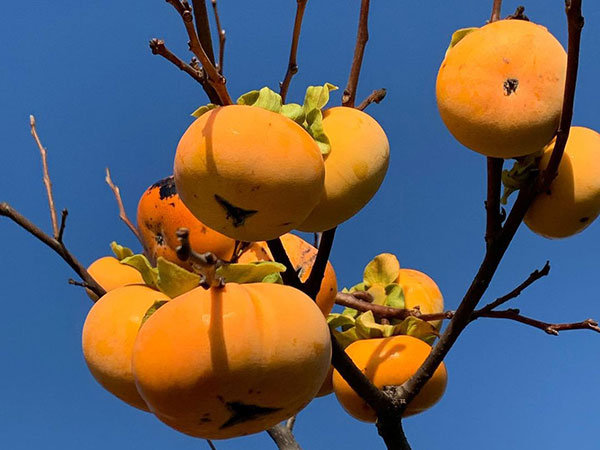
[132,282,331,439]
[237,233,338,316]
[436,19,566,158]
[137,176,236,269]
[297,107,389,232]
[395,269,444,329]
[82,284,170,411]
[86,256,145,301]
[332,335,447,421]
[173,105,325,242]
[525,127,600,238]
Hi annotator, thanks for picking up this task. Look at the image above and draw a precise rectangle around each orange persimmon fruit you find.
[82,284,170,411]
[436,19,567,158]
[297,106,390,232]
[237,233,338,316]
[395,268,444,329]
[332,335,447,421]
[86,256,145,301]
[525,126,600,238]
[137,176,236,269]
[132,282,331,439]
[173,105,325,242]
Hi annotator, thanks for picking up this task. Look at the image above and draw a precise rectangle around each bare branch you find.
[105,168,142,243]
[477,261,550,314]
[490,0,502,22]
[303,227,336,300]
[57,209,68,243]
[484,157,504,248]
[30,115,59,238]
[267,423,303,450]
[477,310,600,335]
[191,0,216,64]
[206,439,217,450]
[279,0,309,103]
[267,238,303,290]
[1,203,105,299]
[356,88,387,111]
[210,0,226,74]
[342,0,370,107]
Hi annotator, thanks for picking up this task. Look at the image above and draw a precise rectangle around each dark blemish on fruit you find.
[199,417,212,424]
[546,189,552,195]
[250,185,261,192]
[503,78,519,96]
[579,217,589,223]
[248,389,254,394]
[278,222,293,227]
[168,202,175,207]
[214,194,258,227]
[154,232,165,246]
[219,401,282,429]
[150,176,177,200]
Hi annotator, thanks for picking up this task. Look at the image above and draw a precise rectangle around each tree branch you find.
[191,0,216,64]
[267,423,303,450]
[490,0,502,22]
[476,310,600,335]
[484,157,504,248]
[30,115,59,238]
[210,0,226,73]
[105,168,142,244]
[279,0,309,103]
[342,0,370,107]
[356,88,386,111]
[0,203,105,299]
[303,227,336,300]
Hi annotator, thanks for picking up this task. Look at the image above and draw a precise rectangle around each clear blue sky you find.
[1,1,599,449]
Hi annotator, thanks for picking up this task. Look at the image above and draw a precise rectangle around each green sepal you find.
[445,27,478,57]
[140,300,169,328]
[280,103,305,125]
[236,87,283,114]
[121,254,159,289]
[347,282,367,293]
[111,241,134,261]
[367,284,387,306]
[191,103,219,118]
[397,316,438,345]
[155,257,201,298]
[262,272,284,284]
[355,311,398,339]
[384,283,405,309]
[305,108,331,155]
[501,153,540,205]
[327,313,356,329]
[363,253,401,287]
[216,261,286,284]
[303,83,338,112]
[331,328,360,349]
[341,307,360,318]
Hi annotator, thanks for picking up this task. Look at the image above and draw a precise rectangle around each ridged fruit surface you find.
[436,19,566,158]
[174,105,325,241]
[297,107,389,232]
[332,335,447,422]
[525,126,600,238]
[132,282,331,439]
[82,284,170,411]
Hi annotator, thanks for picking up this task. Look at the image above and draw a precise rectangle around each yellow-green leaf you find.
[216,261,286,284]
[327,313,356,329]
[367,284,387,306]
[111,242,134,261]
[155,257,201,298]
[355,310,386,339]
[262,272,284,284]
[397,316,439,345]
[121,254,158,289]
[332,328,360,349]
[236,87,282,113]
[303,83,338,112]
[445,27,478,57]
[280,103,305,125]
[305,108,331,155]
[363,253,400,287]
[384,283,405,309]
[191,103,219,118]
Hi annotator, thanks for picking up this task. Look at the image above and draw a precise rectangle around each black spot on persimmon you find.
[214,194,258,227]
[219,401,282,429]
[150,176,177,200]
[154,232,165,246]
[503,78,519,96]
[579,217,589,223]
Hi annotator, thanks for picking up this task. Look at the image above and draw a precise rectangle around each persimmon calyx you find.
[501,151,542,204]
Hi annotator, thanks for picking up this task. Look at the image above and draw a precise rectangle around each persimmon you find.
[297,107,390,232]
[132,282,331,439]
[86,256,145,301]
[436,19,567,158]
[395,268,444,329]
[173,105,325,242]
[237,233,338,316]
[332,335,447,421]
[81,284,170,411]
[137,176,236,269]
[525,126,600,238]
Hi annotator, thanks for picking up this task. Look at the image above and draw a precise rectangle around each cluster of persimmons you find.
[79,14,599,443]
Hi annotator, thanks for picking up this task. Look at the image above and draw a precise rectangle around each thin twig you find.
[105,168,142,243]
[304,227,336,300]
[356,88,387,111]
[477,261,550,314]
[342,0,370,107]
[1,203,106,299]
[191,0,216,64]
[206,439,217,450]
[30,115,59,238]
[165,0,232,105]
[286,415,297,431]
[57,209,68,243]
[490,0,503,22]
[477,310,600,335]
[484,157,504,248]
[149,39,212,88]
[279,0,309,103]
[267,238,303,290]
[211,0,226,73]
[267,423,303,450]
